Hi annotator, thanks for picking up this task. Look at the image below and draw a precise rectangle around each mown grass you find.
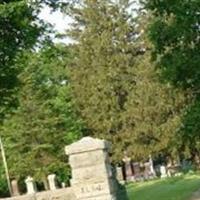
[127,174,200,200]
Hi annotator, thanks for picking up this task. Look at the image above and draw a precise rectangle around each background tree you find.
[0,0,44,122]
[145,0,200,89]
[68,0,187,161]
[145,0,200,160]
[68,0,140,158]
[2,44,83,189]
[0,0,82,195]
[0,0,47,195]
[117,52,187,161]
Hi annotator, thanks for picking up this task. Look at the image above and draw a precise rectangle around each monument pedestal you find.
[66,137,118,200]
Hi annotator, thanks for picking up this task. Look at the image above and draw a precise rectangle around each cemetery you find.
[1,0,200,200]
[1,137,200,200]
[0,137,128,200]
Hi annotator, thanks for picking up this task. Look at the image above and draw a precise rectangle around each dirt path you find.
[190,190,200,200]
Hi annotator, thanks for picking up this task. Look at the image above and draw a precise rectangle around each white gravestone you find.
[25,176,36,194]
[149,155,156,177]
[116,167,124,184]
[160,165,167,178]
[66,137,118,200]
[47,174,57,191]
[61,182,66,188]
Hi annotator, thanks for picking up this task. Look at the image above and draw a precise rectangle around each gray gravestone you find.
[144,162,151,180]
[149,155,156,178]
[11,180,20,196]
[133,162,141,181]
[122,155,133,182]
[65,137,118,200]
[116,167,124,184]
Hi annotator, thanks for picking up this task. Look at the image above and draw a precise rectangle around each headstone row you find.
[11,174,65,196]
[122,155,156,182]
[120,158,182,182]
[2,137,128,200]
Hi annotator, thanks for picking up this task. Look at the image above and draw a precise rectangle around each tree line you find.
[0,0,199,196]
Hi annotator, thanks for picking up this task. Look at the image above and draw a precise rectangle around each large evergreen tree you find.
[117,52,187,160]
[68,0,187,161]
[68,0,140,158]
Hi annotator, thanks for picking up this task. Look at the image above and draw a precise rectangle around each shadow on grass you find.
[127,175,200,200]
[116,182,130,200]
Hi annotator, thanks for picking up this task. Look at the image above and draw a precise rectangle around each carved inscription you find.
[81,184,103,194]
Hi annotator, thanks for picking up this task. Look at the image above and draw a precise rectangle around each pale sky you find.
[39,2,140,44]
[39,6,72,43]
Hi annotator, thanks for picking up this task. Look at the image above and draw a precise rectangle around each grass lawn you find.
[127,174,200,200]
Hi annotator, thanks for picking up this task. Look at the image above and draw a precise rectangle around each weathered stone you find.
[149,155,156,177]
[61,182,66,188]
[69,150,109,169]
[160,165,167,178]
[71,163,112,182]
[0,137,128,200]
[143,162,151,179]
[122,155,133,182]
[47,174,57,191]
[35,188,75,200]
[73,180,114,199]
[25,176,37,194]
[66,137,118,200]
[0,188,76,200]
[132,162,141,181]
[116,167,124,184]
[11,180,20,196]
[65,137,110,155]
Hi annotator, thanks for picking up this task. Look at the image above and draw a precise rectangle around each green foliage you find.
[1,45,83,183]
[68,0,186,161]
[0,164,9,197]
[145,0,200,159]
[68,0,141,160]
[0,0,45,122]
[178,99,200,158]
[145,0,200,90]
[118,53,186,160]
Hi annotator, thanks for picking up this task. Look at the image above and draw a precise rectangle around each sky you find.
[39,2,140,43]
[39,6,72,43]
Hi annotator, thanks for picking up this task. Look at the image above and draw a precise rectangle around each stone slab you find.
[69,150,109,169]
[73,180,115,199]
[65,137,110,155]
[71,163,112,182]
[0,188,76,200]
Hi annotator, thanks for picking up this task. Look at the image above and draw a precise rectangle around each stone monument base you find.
[78,194,116,200]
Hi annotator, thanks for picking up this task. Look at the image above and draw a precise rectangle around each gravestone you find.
[65,137,118,200]
[11,180,20,196]
[122,155,133,182]
[47,174,57,191]
[133,162,141,181]
[116,167,124,184]
[61,182,66,188]
[160,165,167,178]
[143,162,151,180]
[149,155,156,178]
[25,176,37,194]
